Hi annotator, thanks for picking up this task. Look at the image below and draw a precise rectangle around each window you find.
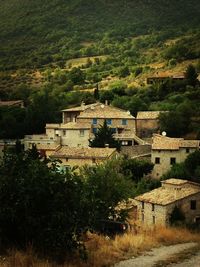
[191,200,196,210]
[80,129,84,137]
[152,204,155,211]
[63,130,66,136]
[92,118,97,124]
[170,157,176,165]
[122,119,127,125]
[65,158,68,162]
[186,148,190,153]
[92,158,96,163]
[155,157,160,164]
[93,128,97,134]
[142,202,144,210]
[153,216,155,224]
[106,118,112,125]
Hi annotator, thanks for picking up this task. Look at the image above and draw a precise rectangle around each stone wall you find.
[135,192,200,227]
[120,145,151,158]
[152,147,197,179]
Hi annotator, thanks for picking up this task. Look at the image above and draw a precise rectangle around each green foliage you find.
[184,150,200,179]
[118,66,130,78]
[0,147,85,261]
[169,206,185,226]
[81,159,134,228]
[0,147,141,259]
[0,0,200,70]
[159,100,194,137]
[162,162,188,180]
[90,120,121,151]
[120,157,154,183]
[184,64,198,87]
[162,151,200,182]
[134,177,161,196]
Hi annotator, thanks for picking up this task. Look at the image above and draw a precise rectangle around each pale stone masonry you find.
[135,179,200,226]
[24,102,145,158]
[50,147,117,169]
[151,134,200,179]
[136,111,167,138]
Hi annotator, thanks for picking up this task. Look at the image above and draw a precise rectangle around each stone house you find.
[136,111,166,138]
[135,179,200,226]
[0,100,24,108]
[151,134,200,179]
[50,146,117,170]
[24,102,144,151]
[146,72,185,85]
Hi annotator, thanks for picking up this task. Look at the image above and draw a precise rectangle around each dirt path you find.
[115,242,198,267]
[169,252,200,267]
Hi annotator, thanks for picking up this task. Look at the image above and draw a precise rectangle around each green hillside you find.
[0,0,200,70]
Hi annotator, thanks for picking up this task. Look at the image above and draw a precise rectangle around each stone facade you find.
[136,111,167,138]
[50,147,117,169]
[135,179,200,226]
[24,102,145,155]
[151,134,200,179]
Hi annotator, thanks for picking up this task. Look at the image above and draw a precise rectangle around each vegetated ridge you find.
[0,0,200,70]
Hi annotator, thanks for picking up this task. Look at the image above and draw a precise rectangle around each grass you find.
[1,226,200,267]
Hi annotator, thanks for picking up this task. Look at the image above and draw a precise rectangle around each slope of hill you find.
[0,0,200,70]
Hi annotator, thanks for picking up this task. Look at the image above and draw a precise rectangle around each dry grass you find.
[1,227,200,267]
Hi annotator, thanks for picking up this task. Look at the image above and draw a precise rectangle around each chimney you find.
[105,100,108,105]
[105,143,109,148]
[81,101,85,109]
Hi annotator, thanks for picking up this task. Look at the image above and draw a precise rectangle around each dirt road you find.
[115,242,198,267]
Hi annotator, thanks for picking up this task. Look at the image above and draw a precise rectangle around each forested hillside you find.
[0,0,200,69]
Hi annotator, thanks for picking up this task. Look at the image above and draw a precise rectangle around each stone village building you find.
[50,146,117,170]
[151,134,200,179]
[136,111,167,138]
[135,179,200,226]
[24,102,145,156]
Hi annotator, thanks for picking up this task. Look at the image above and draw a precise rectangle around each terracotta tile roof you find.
[51,146,116,159]
[36,144,60,150]
[137,111,165,120]
[45,123,60,129]
[180,140,200,148]
[135,179,200,205]
[60,122,91,129]
[162,178,189,185]
[77,104,134,119]
[0,100,24,107]
[62,103,99,112]
[152,134,200,150]
[152,134,183,150]
[148,72,185,79]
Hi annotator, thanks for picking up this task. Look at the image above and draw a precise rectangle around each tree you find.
[120,157,154,182]
[81,159,134,229]
[94,83,100,100]
[90,120,121,151]
[185,65,198,87]
[118,66,130,78]
[159,111,189,137]
[68,67,85,85]
[0,147,86,261]
[169,206,185,226]
[184,150,200,180]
